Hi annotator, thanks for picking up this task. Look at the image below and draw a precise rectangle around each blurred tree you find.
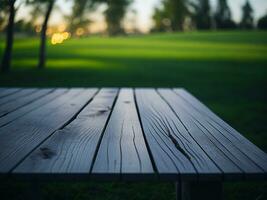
[68,0,132,35]
[25,3,45,34]
[189,0,211,29]
[240,0,254,29]
[103,0,133,35]
[214,0,236,29]
[11,18,36,35]
[69,0,96,35]
[1,0,16,73]
[14,19,28,33]
[152,0,189,32]
[39,0,54,69]
[0,2,9,31]
[152,4,173,32]
[26,0,56,69]
[257,14,267,30]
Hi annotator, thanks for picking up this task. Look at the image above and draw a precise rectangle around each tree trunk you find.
[1,0,16,73]
[38,0,54,69]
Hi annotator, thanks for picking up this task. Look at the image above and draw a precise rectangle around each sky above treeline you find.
[16,0,267,33]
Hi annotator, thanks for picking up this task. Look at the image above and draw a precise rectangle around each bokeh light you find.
[75,28,85,36]
[51,32,70,45]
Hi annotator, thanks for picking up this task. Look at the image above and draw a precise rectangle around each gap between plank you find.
[0,89,55,119]
[0,88,22,99]
[0,89,38,106]
[0,89,69,128]
[133,88,159,174]
[89,89,120,174]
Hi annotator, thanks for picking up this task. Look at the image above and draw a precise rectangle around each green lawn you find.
[0,31,267,200]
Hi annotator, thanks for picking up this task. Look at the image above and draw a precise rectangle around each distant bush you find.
[216,19,238,30]
[257,15,267,30]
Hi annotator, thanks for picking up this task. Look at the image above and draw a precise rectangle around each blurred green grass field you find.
[0,31,267,200]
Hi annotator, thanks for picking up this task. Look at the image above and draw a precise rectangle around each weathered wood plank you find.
[92,89,154,179]
[0,87,264,181]
[159,89,264,180]
[0,89,53,117]
[0,89,37,105]
[14,88,117,175]
[135,89,200,180]
[0,88,97,173]
[174,89,267,175]
[0,89,67,127]
[0,88,21,98]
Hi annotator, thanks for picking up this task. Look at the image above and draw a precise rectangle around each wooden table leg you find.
[176,181,222,200]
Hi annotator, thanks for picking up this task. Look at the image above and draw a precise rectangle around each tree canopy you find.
[215,0,236,29]
[0,0,9,31]
[152,0,189,32]
[103,0,133,35]
[240,0,254,29]
[69,0,97,34]
[257,14,267,30]
[190,0,212,30]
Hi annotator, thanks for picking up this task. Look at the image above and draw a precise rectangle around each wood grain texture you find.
[15,89,117,175]
[159,89,265,180]
[173,89,267,177]
[0,89,53,117]
[92,89,154,179]
[0,89,67,127]
[0,88,97,173]
[0,87,265,181]
[0,89,37,105]
[135,89,205,180]
[0,88,21,98]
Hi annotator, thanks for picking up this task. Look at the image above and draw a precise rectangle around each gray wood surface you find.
[15,88,117,175]
[136,89,201,180]
[0,88,97,172]
[174,89,267,177]
[0,89,37,105]
[92,89,154,179]
[0,89,53,117]
[0,89,67,127]
[0,87,265,181]
[0,88,21,98]
[159,89,264,180]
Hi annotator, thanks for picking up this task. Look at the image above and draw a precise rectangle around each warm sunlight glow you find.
[62,32,70,40]
[46,28,53,36]
[51,32,70,45]
[58,24,67,32]
[75,28,85,36]
[35,26,42,33]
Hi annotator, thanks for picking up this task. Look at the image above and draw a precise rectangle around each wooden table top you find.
[0,88,266,181]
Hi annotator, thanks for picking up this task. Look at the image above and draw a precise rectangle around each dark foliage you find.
[257,15,267,30]
[215,0,237,29]
[190,0,212,30]
[69,0,96,34]
[0,0,9,31]
[152,0,189,32]
[240,0,254,29]
[104,0,133,35]
[1,0,16,73]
